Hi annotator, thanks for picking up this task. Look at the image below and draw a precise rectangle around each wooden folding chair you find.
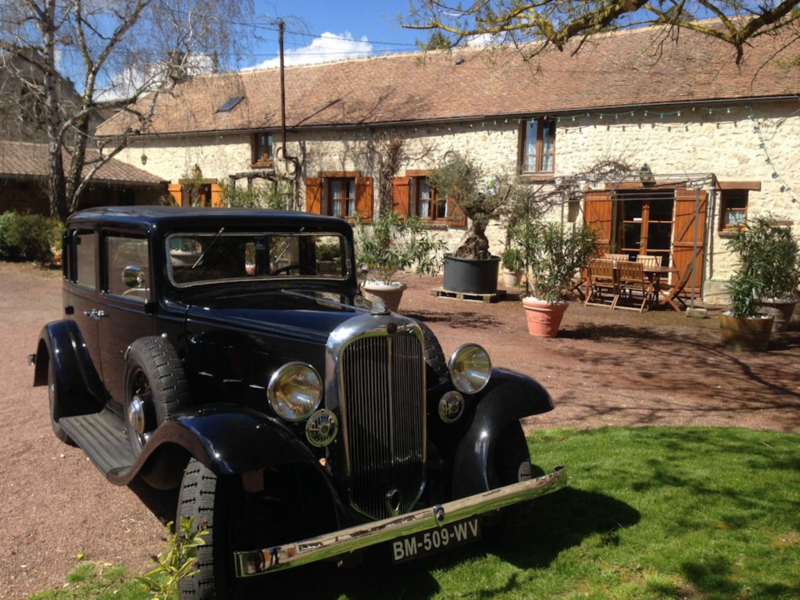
[584,260,619,309]
[636,255,662,267]
[616,261,652,312]
[660,263,694,312]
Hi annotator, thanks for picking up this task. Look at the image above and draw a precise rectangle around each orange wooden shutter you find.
[305,178,321,214]
[210,183,223,207]
[583,190,614,253]
[392,177,411,217]
[446,197,467,227]
[672,189,708,293]
[168,183,182,206]
[355,177,374,221]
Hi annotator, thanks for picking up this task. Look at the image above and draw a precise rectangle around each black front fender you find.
[451,368,553,498]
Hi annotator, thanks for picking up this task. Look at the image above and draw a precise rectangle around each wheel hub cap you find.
[128,395,146,435]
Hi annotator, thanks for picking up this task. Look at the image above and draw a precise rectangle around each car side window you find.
[106,235,149,302]
[73,230,97,291]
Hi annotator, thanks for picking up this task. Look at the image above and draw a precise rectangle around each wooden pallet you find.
[430,287,507,303]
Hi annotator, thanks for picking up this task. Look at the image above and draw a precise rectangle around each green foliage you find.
[136,516,208,600]
[29,562,140,600]
[510,219,598,303]
[501,247,523,271]
[220,179,295,210]
[427,152,510,259]
[726,216,800,316]
[355,210,446,283]
[0,212,64,262]
[416,30,453,50]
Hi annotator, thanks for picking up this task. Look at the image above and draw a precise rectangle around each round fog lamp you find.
[448,344,491,394]
[305,409,339,447]
[267,362,323,421]
[438,391,465,423]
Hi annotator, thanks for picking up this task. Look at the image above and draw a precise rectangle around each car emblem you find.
[385,488,402,516]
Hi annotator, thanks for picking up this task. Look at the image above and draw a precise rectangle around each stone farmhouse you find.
[97,20,800,303]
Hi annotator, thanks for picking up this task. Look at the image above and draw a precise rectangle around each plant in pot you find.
[510,219,598,337]
[427,152,511,295]
[726,216,799,332]
[719,271,773,351]
[501,247,524,288]
[355,209,446,312]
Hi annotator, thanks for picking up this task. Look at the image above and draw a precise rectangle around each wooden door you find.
[672,189,708,294]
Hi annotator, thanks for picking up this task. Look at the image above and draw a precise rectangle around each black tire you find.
[47,359,73,445]
[123,336,190,457]
[415,321,449,385]
[493,423,538,548]
[177,459,297,599]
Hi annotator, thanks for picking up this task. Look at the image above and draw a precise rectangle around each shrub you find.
[2,213,64,262]
[0,211,18,258]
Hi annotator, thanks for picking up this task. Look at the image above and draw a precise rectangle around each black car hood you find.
[185,288,372,344]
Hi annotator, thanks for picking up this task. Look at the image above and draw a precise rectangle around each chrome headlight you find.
[448,344,491,394]
[267,362,323,421]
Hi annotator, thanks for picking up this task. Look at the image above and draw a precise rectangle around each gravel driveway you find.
[1,264,798,598]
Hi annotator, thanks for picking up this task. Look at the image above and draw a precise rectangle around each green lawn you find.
[34,427,800,599]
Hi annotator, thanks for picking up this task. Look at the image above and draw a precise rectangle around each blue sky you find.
[245,0,425,69]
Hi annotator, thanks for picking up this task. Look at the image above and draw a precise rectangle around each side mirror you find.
[122,265,145,289]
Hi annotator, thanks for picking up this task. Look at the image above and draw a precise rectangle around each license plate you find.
[391,517,482,563]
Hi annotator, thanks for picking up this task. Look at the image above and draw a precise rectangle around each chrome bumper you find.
[234,465,566,578]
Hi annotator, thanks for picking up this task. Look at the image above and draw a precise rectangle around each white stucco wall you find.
[115,98,800,303]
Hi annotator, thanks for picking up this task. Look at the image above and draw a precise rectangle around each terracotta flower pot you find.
[522,297,568,338]
[362,281,407,312]
[719,312,773,351]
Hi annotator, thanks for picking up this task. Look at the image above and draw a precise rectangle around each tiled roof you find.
[0,140,164,185]
[97,21,800,137]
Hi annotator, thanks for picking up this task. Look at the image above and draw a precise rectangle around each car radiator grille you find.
[341,332,426,520]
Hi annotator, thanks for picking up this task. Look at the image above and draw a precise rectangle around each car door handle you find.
[83,309,109,320]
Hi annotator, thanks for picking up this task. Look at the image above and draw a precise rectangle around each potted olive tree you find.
[509,219,598,337]
[355,210,446,311]
[427,152,510,294]
[726,216,799,332]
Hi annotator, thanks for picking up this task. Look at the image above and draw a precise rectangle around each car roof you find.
[67,206,353,234]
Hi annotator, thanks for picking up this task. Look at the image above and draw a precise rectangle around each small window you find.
[106,235,149,301]
[412,176,446,221]
[217,96,244,113]
[327,178,356,218]
[252,132,273,165]
[73,231,97,291]
[521,117,556,174]
[720,190,748,231]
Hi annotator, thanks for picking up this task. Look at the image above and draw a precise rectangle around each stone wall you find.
[116,99,800,303]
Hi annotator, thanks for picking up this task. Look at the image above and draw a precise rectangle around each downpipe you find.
[234,465,566,577]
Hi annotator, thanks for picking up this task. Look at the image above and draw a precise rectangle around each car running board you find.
[59,409,135,479]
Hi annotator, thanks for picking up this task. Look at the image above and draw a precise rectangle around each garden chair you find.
[615,261,652,312]
[603,253,629,263]
[635,255,662,267]
[584,260,618,309]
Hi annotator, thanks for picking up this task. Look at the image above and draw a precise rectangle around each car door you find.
[65,228,105,387]
[98,231,154,407]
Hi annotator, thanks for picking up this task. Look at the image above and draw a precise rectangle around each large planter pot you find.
[502,269,523,288]
[522,297,568,338]
[362,281,407,312]
[443,255,501,295]
[719,312,774,351]
[759,297,799,332]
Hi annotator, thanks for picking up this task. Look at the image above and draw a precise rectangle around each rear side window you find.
[72,231,97,291]
[106,235,149,301]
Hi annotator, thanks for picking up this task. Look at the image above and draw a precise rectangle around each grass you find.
[33,427,800,599]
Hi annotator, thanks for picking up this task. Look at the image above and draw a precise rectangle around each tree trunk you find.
[42,0,68,221]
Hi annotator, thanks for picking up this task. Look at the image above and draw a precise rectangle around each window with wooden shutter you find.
[355,177,373,221]
[167,183,182,206]
[672,189,708,294]
[446,197,467,227]
[392,176,411,217]
[210,183,222,207]
[583,190,614,253]
[305,178,321,214]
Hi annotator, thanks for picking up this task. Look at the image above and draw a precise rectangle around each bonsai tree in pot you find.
[427,152,511,294]
[355,210,445,311]
[509,218,598,337]
[726,216,799,332]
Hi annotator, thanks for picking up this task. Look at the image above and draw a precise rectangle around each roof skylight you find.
[217,96,244,113]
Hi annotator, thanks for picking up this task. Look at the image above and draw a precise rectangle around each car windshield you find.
[166,232,351,287]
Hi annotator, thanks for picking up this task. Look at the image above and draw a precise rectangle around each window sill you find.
[520,173,555,183]
[251,160,274,169]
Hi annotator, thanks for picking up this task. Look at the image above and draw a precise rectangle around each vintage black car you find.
[32,206,566,599]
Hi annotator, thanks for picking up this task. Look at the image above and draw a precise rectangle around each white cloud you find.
[96,53,213,101]
[465,33,505,47]
[249,32,373,70]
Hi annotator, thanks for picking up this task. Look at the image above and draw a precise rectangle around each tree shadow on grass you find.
[230,488,639,600]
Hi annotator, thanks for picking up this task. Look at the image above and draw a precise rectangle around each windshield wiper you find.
[192,227,225,269]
